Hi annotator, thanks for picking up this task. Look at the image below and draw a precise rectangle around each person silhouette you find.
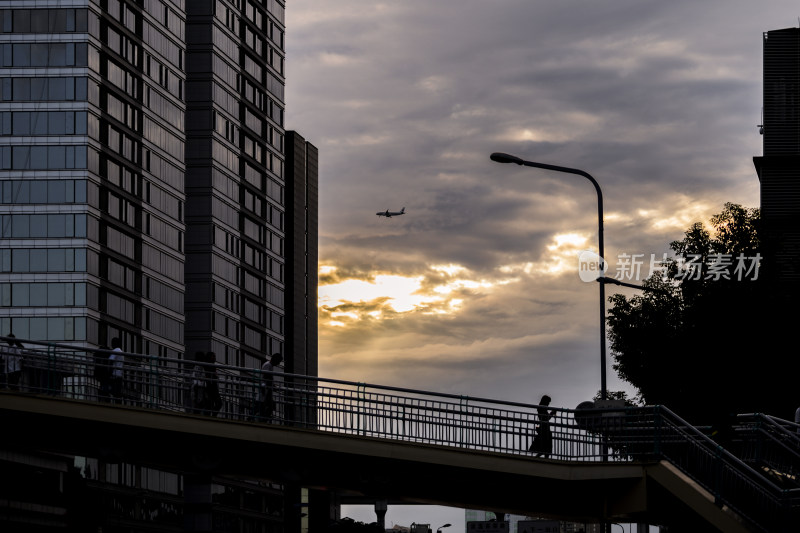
[3,333,22,391]
[257,353,283,421]
[204,351,222,416]
[108,337,124,403]
[530,394,556,458]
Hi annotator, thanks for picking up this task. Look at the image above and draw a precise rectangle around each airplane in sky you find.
[376,207,405,218]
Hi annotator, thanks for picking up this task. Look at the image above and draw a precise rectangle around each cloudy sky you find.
[284,0,794,527]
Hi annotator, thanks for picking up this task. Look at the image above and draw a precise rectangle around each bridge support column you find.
[308,488,339,531]
[184,474,213,532]
[375,499,388,529]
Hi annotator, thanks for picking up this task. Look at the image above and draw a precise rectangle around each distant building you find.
[465,510,600,533]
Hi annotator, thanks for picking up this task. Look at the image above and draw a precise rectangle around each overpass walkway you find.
[0,339,798,532]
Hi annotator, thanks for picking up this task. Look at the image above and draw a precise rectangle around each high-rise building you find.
[0,1,188,358]
[184,1,294,371]
[0,0,313,374]
[753,27,800,292]
[0,1,318,531]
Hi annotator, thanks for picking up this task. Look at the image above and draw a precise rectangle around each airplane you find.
[376,207,406,218]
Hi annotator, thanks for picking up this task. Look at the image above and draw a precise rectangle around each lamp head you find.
[490,152,524,165]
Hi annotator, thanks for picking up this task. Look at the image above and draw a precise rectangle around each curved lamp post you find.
[490,152,608,401]
[437,524,452,533]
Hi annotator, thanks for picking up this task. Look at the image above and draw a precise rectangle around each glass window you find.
[75,284,85,306]
[75,317,85,340]
[11,181,28,203]
[12,318,29,339]
[13,11,30,33]
[66,10,75,32]
[65,111,74,134]
[48,146,65,168]
[30,214,47,237]
[30,249,47,271]
[65,77,74,100]
[50,10,67,33]
[75,249,86,271]
[50,180,66,202]
[75,77,87,100]
[75,180,87,203]
[48,248,65,271]
[50,111,66,134]
[75,146,86,168]
[1,78,10,100]
[31,112,47,134]
[30,44,48,66]
[48,283,64,306]
[12,249,29,272]
[30,181,46,203]
[76,10,88,32]
[49,77,66,99]
[75,111,86,134]
[12,145,28,168]
[13,112,30,135]
[30,317,46,340]
[31,10,48,33]
[31,78,46,100]
[0,284,9,307]
[74,215,86,238]
[11,214,28,237]
[48,214,64,237]
[49,43,66,66]
[30,146,47,169]
[31,284,47,306]
[12,78,29,100]
[12,284,29,306]
[75,43,87,66]
[48,317,62,340]
[0,249,9,272]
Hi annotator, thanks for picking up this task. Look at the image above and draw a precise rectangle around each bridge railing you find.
[1,338,796,532]
[731,413,800,489]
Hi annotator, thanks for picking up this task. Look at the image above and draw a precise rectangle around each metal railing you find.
[730,413,800,489]
[1,338,797,532]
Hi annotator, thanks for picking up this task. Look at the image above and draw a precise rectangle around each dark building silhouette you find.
[0,1,319,531]
[753,27,800,292]
[752,27,799,418]
[284,131,318,379]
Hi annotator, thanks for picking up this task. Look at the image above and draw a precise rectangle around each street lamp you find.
[437,524,452,533]
[490,152,608,400]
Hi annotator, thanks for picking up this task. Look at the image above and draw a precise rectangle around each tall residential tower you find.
[0,0,316,374]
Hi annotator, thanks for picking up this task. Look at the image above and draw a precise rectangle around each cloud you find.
[287,0,785,417]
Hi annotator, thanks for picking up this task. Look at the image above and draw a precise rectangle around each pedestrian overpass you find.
[0,341,798,532]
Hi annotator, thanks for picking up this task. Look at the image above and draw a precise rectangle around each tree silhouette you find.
[607,204,791,422]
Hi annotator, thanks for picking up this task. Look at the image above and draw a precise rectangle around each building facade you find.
[0,0,313,373]
[0,1,319,531]
[754,27,800,292]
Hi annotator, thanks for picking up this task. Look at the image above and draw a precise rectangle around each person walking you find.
[530,394,556,458]
[3,333,23,391]
[190,352,207,414]
[108,337,124,403]
[257,353,283,421]
[204,351,223,416]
